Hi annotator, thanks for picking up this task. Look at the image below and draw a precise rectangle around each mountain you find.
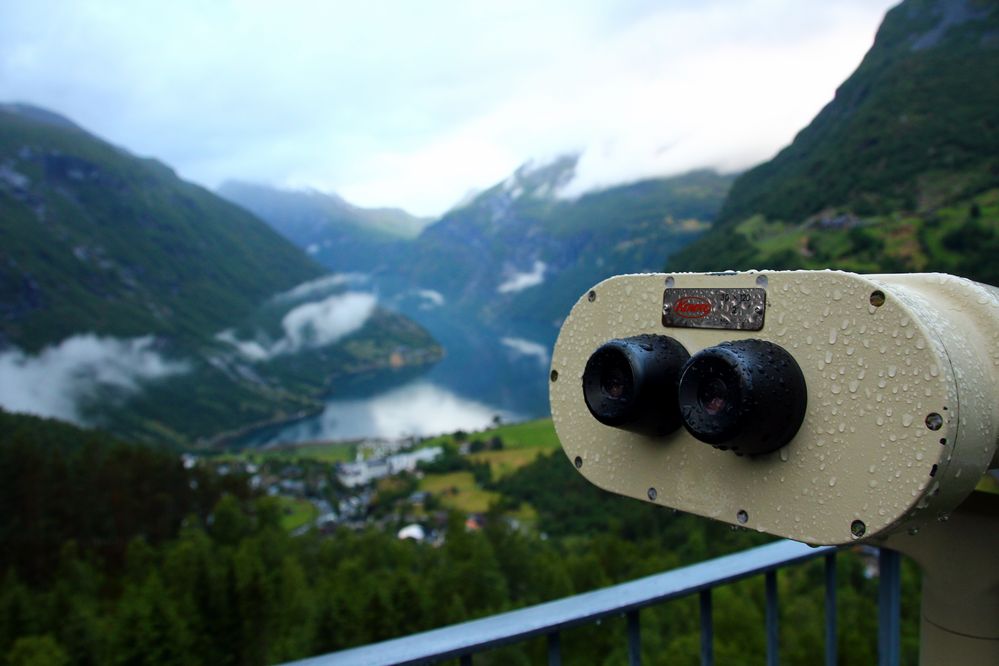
[229,155,731,329]
[398,157,732,328]
[0,104,440,443]
[0,105,325,352]
[231,156,730,422]
[218,181,430,273]
[669,0,999,284]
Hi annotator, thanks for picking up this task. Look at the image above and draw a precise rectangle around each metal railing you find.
[284,540,902,666]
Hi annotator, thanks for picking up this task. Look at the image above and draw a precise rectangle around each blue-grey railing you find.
[283,540,902,666]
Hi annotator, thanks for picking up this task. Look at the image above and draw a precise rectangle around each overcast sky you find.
[0,0,898,216]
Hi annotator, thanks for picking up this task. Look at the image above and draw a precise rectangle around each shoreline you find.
[202,349,444,451]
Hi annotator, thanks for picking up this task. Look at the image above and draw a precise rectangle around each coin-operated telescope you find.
[550,271,999,666]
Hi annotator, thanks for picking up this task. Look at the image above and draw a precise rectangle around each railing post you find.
[765,570,779,666]
[877,549,901,666]
[699,589,713,666]
[824,553,837,666]
[547,631,561,666]
[627,610,641,666]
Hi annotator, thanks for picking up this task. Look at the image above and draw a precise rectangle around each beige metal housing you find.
[549,271,999,545]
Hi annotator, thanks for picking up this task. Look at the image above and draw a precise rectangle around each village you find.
[188,420,549,544]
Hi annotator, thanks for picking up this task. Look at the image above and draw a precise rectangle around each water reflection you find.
[242,287,557,446]
[253,380,520,445]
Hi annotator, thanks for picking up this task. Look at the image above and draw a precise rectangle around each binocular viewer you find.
[550,270,999,546]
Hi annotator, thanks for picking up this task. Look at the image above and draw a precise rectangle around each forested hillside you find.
[0,105,441,444]
[232,158,731,330]
[403,164,730,328]
[0,410,920,665]
[669,0,999,284]
[0,105,321,351]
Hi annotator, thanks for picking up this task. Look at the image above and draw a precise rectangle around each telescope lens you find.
[698,377,730,416]
[582,335,689,436]
[678,339,806,455]
[600,360,632,401]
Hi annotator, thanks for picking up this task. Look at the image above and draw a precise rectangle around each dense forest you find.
[0,410,921,665]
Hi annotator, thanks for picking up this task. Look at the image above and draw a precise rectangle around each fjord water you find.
[240,311,555,445]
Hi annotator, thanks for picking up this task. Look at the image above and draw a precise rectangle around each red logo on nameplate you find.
[674,296,711,318]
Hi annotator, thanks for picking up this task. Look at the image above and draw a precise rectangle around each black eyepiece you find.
[678,339,806,455]
[582,335,690,436]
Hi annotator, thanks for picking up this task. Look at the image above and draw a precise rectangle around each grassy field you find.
[415,418,560,520]
[420,418,560,451]
[977,473,999,495]
[469,448,549,480]
[418,470,537,523]
[217,441,357,465]
[278,496,320,531]
[419,471,503,513]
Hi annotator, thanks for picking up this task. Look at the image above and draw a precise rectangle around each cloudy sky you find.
[0,0,897,216]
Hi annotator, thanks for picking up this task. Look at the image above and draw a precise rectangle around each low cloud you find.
[501,337,550,367]
[279,292,377,351]
[220,292,378,360]
[0,335,189,423]
[272,273,370,304]
[215,330,271,362]
[497,260,546,294]
[414,289,445,309]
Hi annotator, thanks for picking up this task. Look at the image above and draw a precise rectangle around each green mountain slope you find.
[218,181,429,273]
[669,0,999,283]
[0,104,324,351]
[233,156,730,335]
[0,104,440,443]
[398,158,731,327]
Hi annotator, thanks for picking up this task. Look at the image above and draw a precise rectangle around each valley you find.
[222,161,733,441]
[1,1,999,663]
[0,104,443,445]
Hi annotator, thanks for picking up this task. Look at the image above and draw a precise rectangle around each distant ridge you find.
[0,102,82,131]
[219,181,430,272]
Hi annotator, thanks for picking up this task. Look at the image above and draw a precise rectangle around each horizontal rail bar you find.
[283,540,834,666]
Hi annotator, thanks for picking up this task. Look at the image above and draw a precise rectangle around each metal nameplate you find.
[662,288,766,330]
